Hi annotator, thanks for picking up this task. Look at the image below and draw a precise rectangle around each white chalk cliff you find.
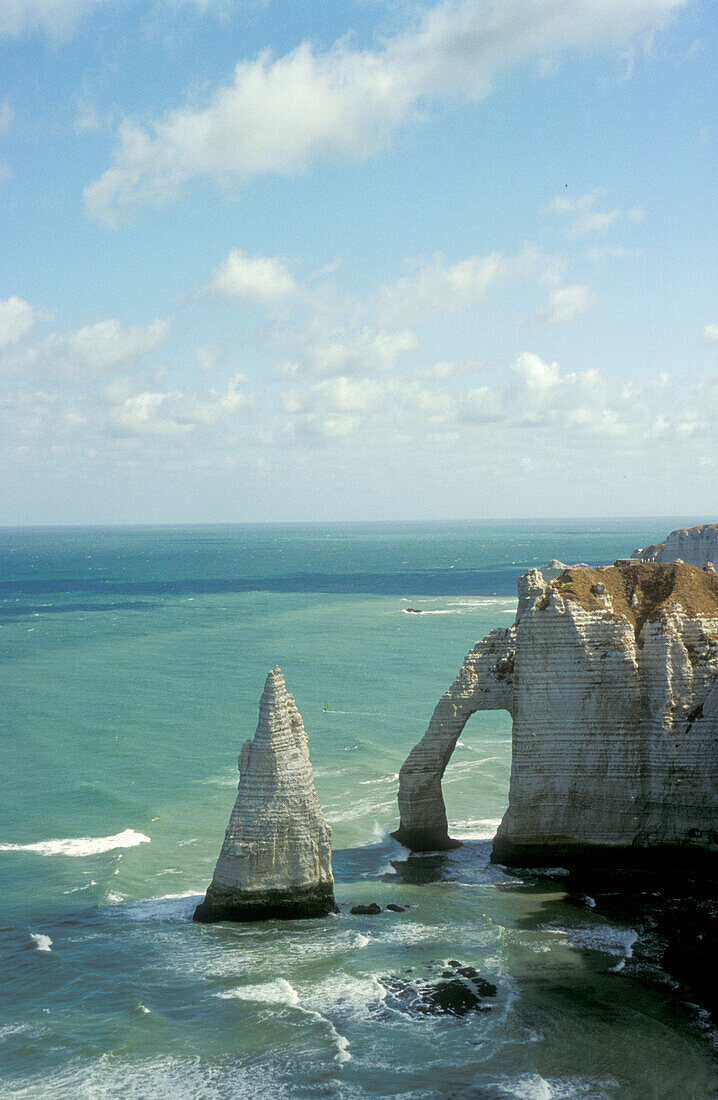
[194,667,337,921]
[634,523,718,568]
[394,562,718,864]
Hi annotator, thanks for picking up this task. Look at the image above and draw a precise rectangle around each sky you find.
[1,0,717,524]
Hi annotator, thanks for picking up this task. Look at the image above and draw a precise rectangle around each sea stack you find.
[394,561,718,864]
[194,667,338,922]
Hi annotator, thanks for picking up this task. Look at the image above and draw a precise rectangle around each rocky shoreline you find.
[557,863,718,1021]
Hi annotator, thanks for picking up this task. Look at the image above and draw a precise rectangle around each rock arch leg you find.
[392,627,515,851]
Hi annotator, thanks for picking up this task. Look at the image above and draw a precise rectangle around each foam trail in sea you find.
[0,829,150,857]
[216,979,351,1064]
[29,933,52,953]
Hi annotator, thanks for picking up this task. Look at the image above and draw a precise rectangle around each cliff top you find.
[552,562,718,636]
[671,523,718,536]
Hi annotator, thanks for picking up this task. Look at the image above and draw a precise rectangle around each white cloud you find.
[281,324,417,378]
[533,284,597,326]
[85,0,685,222]
[1,316,170,378]
[0,296,46,348]
[375,250,536,327]
[202,249,297,303]
[510,351,559,390]
[282,375,458,443]
[107,373,248,436]
[550,190,644,240]
[703,323,718,342]
[279,352,678,451]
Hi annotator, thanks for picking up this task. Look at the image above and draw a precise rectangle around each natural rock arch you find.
[391,625,516,850]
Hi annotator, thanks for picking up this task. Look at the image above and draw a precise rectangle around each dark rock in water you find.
[421,979,486,1016]
[351,903,382,915]
[443,962,498,995]
[565,892,596,910]
[540,865,718,1021]
[378,964,496,1020]
[386,903,406,912]
[405,608,423,614]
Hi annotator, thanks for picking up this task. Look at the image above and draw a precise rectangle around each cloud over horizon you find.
[84,0,685,223]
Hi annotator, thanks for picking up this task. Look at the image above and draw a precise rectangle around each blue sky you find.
[1,0,716,523]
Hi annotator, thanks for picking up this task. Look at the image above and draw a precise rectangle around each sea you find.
[1,519,716,1100]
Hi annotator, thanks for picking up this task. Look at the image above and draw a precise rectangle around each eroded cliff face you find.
[394,563,718,864]
[194,667,337,922]
[633,522,718,567]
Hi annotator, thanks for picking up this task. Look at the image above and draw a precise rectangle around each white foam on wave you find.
[0,829,150,857]
[358,774,399,787]
[62,879,97,895]
[29,933,52,953]
[402,608,460,615]
[452,817,504,840]
[484,1073,619,1099]
[106,892,200,922]
[2,1054,305,1099]
[217,979,351,1065]
[354,932,370,948]
[1,1024,39,1042]
[217,978,300,1005]
[565,924,638,960]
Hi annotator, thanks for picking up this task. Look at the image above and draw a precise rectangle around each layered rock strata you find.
[194,667,338,922]
[394,562,718,865]
[633,522,718,567]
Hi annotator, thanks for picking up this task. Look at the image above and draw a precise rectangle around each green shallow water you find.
[1,521,716,1098]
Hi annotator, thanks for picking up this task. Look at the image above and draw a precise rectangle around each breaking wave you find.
[29,933,52,953]
[216,979,351,1064]
[0,829,151,857]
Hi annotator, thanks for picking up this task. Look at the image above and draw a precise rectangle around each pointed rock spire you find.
[194,667,338,922]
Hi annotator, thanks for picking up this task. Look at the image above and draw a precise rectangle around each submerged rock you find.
[194,667,338,923]
[394,561,718,864]
[379,961,496,1018]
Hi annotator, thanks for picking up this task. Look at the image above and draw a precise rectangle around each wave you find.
[217,977,299,1005]
[0,829,150,857]
[29,933,52,953]
[452,817,504,840]
[0,1054,304,1099]
[482,1074,618,1099]
[216,979,351,1064]
[104,892,200,922]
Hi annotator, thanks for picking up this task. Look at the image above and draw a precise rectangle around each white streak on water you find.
[216,979,351,1064]
[0,829,150,857]
[452,817,504,840]
[29,933,52,953]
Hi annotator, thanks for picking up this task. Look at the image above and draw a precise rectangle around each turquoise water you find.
[1,520,716,1099]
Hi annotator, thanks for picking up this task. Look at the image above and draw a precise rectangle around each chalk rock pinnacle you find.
[194,667,338,922]
[394,562,718,864]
